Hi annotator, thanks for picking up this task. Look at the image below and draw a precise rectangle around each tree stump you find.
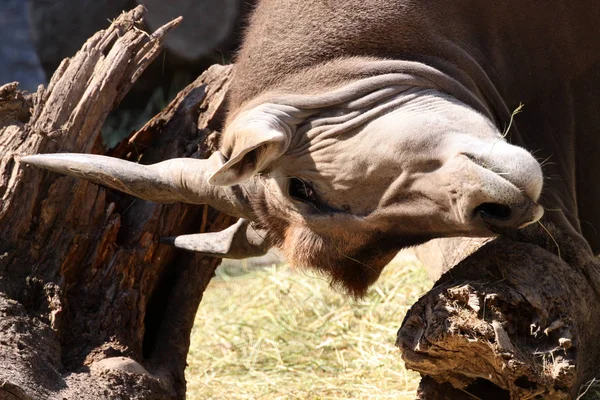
[0,7,233,399]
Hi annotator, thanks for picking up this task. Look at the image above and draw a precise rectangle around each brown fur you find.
[225,0,600,294]
[231,1,598,116]
[250,185,428,297]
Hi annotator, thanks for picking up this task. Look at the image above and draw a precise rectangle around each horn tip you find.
[20,153,73,166]
[19,154,44,165]
[19,153,100,172]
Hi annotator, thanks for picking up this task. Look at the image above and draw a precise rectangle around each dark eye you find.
[289,178,317,203]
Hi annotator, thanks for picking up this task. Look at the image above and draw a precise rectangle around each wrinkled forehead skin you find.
[280,90,496,216]
[214,69,543,296]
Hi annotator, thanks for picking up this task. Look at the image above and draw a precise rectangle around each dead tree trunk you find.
[398,227,600,399]
[0,7,233,399]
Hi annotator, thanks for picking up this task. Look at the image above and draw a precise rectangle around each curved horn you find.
[161,218,270,259]
[20,152,253,219]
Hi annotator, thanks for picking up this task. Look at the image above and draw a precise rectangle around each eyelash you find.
[288,177,317,204]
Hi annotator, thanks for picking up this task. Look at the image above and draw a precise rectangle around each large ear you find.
[208,105,294,186]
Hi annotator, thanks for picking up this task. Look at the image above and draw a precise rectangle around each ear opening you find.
[208,146,261,187]
[209,107,294,186]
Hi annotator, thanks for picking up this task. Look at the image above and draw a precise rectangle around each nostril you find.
[474,203,512,221]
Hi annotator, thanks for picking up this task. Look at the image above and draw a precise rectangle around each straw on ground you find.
[186,253,431,399]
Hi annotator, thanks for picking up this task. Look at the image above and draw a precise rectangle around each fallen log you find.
[398,226,600,399]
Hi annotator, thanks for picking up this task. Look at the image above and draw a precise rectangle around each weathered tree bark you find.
[0,7,233,399]
[398,227,600,399]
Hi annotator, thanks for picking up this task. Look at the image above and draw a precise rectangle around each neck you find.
[234,58,494,121]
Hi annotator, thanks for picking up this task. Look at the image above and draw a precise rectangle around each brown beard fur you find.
[279,224,398,297]
[251,190,429,297]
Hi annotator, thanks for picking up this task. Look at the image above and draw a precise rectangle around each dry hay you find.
[186,253,431,399]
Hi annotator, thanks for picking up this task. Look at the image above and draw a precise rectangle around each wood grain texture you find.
[0,7,233,399]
